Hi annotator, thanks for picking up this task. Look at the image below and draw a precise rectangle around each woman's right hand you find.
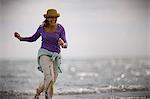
[14,32,22,40]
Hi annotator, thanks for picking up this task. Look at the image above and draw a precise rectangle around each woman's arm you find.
[14,26,42,42]
[59,25,68,48]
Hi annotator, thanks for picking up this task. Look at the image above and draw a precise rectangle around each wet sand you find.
[1,91,150,99]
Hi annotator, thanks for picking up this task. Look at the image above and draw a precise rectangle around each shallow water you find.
[0,57,150,95]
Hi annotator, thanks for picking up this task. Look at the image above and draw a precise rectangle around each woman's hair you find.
[43,19,50,27]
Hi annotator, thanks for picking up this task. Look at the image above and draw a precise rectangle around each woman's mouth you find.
[51,20,56,23]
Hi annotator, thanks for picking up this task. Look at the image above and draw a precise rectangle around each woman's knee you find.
[54,73,58,82]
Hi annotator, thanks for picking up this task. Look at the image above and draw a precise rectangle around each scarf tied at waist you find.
[37,48,62,73]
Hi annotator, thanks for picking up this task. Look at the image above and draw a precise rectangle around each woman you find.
[14,9,67,99]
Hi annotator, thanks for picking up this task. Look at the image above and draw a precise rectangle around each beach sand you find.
[1,91,150,99]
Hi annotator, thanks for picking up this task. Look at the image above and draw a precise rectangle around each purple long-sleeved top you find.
[21,24,67,54]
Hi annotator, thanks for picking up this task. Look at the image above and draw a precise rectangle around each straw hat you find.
[43,9,60,18]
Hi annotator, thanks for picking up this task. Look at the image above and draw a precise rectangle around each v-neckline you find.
[43,24,58,33]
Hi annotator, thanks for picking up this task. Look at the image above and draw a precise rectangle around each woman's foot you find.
[34,94,39,99]
[34,88,41,99]
[45,92,48,99]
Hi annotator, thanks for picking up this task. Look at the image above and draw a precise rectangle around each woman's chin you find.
[50,23,56,26]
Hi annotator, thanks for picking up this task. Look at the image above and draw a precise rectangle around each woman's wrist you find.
[18,37,22,41]
[62,43,67,48]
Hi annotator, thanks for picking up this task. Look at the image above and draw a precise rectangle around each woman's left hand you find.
[58,38,64,47]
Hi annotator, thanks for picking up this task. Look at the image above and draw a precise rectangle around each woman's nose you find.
[52,18,57,20]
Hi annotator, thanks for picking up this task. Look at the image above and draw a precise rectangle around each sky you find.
[148,1,150,55]
[0,0,150,60]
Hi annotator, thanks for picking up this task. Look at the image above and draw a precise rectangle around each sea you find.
[0,57,150,96]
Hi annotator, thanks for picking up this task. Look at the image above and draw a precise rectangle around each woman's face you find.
[46,16,57,26]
